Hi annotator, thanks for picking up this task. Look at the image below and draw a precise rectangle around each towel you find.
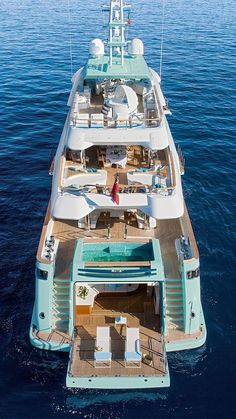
[86,168,97,173]
[135,167,149,172]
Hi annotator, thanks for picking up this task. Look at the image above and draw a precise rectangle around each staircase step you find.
[168,317,184,322]
[168,316,183,322]
[165,278,181,284]
[54,313,69,322]
[166,307,183,313]
[166,284,182,290]
[54,290,70,296]
[166,297,182,302]
[54,307,69,313]
[168,316,184,322]
[54,302,69,308]
[166,290,182,295]
[54,295,70,301]
[54,297,70,303]
[168,309,183,315]
[54,283,70,289]
[54,278,70,283]
[167,300,182,307]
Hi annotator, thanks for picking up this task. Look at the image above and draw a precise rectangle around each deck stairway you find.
[165,278,184,331]
[52,278,70,332]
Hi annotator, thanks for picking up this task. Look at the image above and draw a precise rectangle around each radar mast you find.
[102,0,131,67]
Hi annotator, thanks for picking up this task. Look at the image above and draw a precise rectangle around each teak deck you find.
[69,289,165,378]
[53,216,182,280]
[33,286,202,347]
[70,325,165,378]
[64,145,169,186]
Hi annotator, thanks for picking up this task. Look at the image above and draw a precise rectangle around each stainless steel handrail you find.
[62,183,175,195]
[67,328,76,377]
[70,115,161,128]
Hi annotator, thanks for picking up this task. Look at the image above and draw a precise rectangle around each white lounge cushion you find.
[125,328,141,364]
[94,326,111,366]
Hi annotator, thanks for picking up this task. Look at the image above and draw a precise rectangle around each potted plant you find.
[77,286,89,300]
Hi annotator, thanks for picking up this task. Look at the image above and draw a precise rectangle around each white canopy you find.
[67,124,169,151]
[108,85,138,118]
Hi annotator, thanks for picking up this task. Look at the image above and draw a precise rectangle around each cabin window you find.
[187,268,200,280]
[37,269,48,280]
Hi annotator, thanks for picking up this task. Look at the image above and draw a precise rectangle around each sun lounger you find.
[125,327,142,367]
[76,113,90,127]
[94,326,111,368]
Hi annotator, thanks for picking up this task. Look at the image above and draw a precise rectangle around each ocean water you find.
[0,0,235,418]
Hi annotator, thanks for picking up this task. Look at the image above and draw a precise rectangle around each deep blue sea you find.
[0,0,236,418]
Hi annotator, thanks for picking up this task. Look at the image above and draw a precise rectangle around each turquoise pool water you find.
[82,242,154,262]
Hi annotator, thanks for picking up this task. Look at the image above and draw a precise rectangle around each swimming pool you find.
[82,242,154,262]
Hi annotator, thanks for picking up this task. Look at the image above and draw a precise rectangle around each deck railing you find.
[61,183,175,196]
[139,330,167,374]
[67,327,167,376]
[67,329,76,377]
[177,144,185,175]
[180,203,199,260]
[168,151,177,188]
[70,115,160,128]
[161,334,168,374]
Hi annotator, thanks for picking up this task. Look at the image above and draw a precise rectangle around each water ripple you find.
[0,0,236,418]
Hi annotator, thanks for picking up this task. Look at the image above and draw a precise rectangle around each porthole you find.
[37,269,48,280]
[39,312,45,319]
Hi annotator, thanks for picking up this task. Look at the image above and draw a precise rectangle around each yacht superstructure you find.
[30,0,206,389]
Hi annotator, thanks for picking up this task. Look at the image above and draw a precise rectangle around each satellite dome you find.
[89,39,104,56]
[128,38,144,56]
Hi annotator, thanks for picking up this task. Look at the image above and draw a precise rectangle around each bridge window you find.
[37,269,48,280]
[187,268,200,279]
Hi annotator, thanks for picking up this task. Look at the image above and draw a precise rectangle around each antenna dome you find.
[89,39,104,56]
[128,38,144,56]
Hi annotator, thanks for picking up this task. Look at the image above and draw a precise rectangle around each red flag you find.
[111,174,119,204]
[127,10,131,25]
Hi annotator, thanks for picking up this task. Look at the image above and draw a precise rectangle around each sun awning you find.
[67,124,169,151]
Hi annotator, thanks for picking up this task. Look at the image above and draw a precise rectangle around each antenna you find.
[67,0,73,77]
[102,6,108,42]
[159,0,166,83]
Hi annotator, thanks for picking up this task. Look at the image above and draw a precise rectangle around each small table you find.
[106,145,127,168]
[115,316,127,336]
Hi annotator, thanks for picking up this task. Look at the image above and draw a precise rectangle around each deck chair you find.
[94,326,111,368]
[91,113,104,127]
[127,146,134,161]
[76,113,90,128]
[125,327,142,367]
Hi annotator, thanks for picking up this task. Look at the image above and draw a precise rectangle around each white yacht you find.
[30,0,206,389]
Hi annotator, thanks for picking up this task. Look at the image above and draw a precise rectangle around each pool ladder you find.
[107,223,111,239]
